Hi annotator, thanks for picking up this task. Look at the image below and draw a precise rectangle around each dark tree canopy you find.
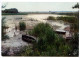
[72,3,79,9]
[2,8,18,13]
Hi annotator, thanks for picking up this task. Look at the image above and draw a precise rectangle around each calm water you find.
[3,14,70,37]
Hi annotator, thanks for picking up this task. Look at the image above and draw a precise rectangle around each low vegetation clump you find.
[57,16,77,23]
[47,16,56,20]
[19,22,26,31]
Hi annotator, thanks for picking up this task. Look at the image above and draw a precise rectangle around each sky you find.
[2,2,78,12]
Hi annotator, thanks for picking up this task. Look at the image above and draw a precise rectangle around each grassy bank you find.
[2,13,28,15]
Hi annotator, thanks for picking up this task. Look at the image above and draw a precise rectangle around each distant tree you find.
[71,3,79,32]
[72,3,79,9]
[2,3,8,8]
[2,8,18,13]
[19,22,26,31]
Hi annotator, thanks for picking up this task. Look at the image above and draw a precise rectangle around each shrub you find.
[19,22,26,31]
[47,16,56,20]
[31,23,52,37]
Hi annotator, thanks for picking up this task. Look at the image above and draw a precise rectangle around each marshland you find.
[1,2,79,56]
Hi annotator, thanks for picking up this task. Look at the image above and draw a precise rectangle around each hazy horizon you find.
[2,2,78,12]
